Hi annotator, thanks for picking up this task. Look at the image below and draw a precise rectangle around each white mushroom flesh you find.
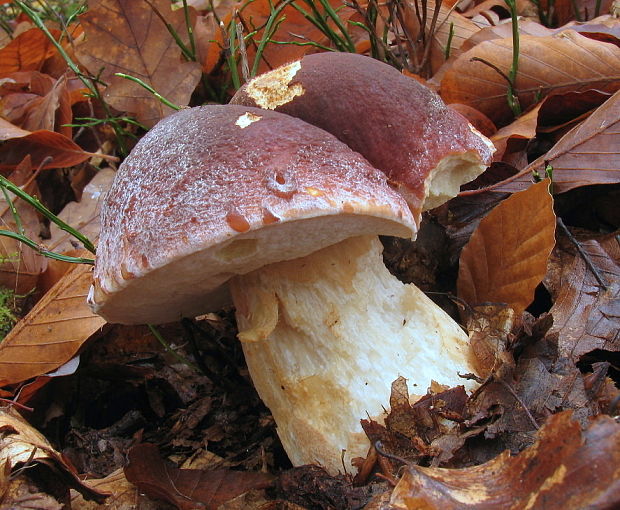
[230,235,476,474]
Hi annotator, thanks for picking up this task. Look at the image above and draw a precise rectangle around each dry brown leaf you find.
[1,72,74,139]
[490,105,539,161]
[70,469,140,510]
[540,0,615,26]
[537,89,612,133]
[466,305,515,379]
[76,0,201,128]
[0,160,47,294]
[0,407,109,504]
[441,30,620,125]
[457,179,556,315]
[388,411,620,509]
[47,168,115,254]
[547,233,619,360]
[491,88,620,194]
[0,258,104,387]
[460,18,554,52]
[448,103,497,137]
[230,0,357,76]
[409,1,484,74]
[0,128,96,171]
[467,352,595,452]
[0,117,29,139]
[0,28,60,75]
[124,443,274,510]
[361,378,469,469]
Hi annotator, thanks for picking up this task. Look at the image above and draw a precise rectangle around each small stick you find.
[498,379,539,430]
[557,217,608,290]
[374,440,410,465]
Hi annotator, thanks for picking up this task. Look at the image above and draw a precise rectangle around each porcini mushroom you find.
[89,103,484,474]
[231,52,495,221]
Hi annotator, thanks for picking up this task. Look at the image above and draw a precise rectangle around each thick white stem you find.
[229,235,476,474]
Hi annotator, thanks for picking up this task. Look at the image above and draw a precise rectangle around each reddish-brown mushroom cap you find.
[231,53,495,223]
[89,105,416,324]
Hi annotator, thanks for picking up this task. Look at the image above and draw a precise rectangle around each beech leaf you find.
[0,129,96,171]
[76,0,202,128]
[0,407,109,503]
[0,27,60,74]
[547,233,620,360]
[440,30,620,125]
[124,443,274,510]
[0,259,105,386]
[388,411,620,509]
[457,179,556,315]
[491,88,620,194]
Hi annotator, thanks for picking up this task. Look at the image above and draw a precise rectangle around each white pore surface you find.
[231,235,476,474]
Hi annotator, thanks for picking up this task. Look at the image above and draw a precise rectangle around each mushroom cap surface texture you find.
[89,105,416,324]
[231,52,495,222]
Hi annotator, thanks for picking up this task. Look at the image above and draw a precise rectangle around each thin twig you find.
[374,440,410,465]
[557,217,608,290]
[498,379,539,430]
[470,57,514,87]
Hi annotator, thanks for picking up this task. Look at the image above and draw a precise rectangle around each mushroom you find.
[231,52,495,221]
[89,103,486,474]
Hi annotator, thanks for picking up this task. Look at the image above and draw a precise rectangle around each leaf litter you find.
[0,0,619,508]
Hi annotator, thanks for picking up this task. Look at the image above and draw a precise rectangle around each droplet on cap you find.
[226,210,251,232]
[262,208,280,225]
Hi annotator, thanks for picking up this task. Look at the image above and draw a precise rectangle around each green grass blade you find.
[0,176,96,254]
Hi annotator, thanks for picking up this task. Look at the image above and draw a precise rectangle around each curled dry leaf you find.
[1,71,74,139]
[0,258,105,387]
[457,179,556,315]
[388,411,620,509]
[124,443,274,510]
[69,468,139,510]
[76,0,202,128]
[492,88,620,194]
[490,105,539,162]
[0,407,109,504]
[441,30,620,126]
[361,378,469,469]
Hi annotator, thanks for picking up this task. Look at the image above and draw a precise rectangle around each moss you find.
[0,287,18,340]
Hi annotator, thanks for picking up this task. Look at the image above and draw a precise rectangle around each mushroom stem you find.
[229,235,476,474]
